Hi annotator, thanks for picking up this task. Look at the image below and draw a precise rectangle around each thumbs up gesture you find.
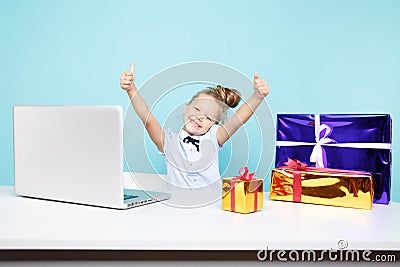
[120,63,135,91]
[253,72,270,98]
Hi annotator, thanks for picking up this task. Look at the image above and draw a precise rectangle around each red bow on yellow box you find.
[233,167,256,182]
[270,158,374,209]
[222,167,263,214]
[278,158,367,202]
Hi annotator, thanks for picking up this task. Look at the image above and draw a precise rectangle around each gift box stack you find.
[270,114,392,210]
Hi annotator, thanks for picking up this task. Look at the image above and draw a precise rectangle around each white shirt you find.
[162,124,222,189]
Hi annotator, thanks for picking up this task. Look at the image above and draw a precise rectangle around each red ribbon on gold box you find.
[270,158,374,209]
[222,167,264,214]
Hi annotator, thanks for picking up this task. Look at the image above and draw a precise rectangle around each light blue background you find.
[1,0,399,201]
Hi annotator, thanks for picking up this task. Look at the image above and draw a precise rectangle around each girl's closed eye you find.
[206,115,217,123]
[192,105,216,123]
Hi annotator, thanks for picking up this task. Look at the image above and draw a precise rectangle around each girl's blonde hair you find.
[190,85,241,123]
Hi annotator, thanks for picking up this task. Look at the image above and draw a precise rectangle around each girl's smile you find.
[189,117,202,129]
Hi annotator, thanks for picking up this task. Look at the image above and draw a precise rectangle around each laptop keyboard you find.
[124,194,139,200]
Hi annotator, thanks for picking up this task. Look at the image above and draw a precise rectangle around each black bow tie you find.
[183,136,200,152]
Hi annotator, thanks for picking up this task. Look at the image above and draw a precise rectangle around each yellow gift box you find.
[222,167,264,214]
[270,159,374,210]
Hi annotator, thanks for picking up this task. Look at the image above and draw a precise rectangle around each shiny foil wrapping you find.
[222,178,263,214]
[275,114,392,204]
[270,168,374,210]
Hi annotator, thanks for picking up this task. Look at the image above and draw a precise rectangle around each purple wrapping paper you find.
[275,114,392,204]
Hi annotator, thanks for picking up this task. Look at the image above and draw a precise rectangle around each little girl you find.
[120,63,269,188]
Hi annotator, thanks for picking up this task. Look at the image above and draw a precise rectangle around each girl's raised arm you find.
[120,63,164,152]
[217,72,269,146]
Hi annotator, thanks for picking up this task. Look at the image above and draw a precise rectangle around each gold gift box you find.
[270,167,374,210]
[222,178,264,214]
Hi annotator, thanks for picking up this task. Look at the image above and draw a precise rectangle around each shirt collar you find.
[179,128,202,142]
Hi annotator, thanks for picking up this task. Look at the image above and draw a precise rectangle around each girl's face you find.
[183,94,223,136]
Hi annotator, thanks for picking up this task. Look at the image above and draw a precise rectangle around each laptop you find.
[13,105,170,209]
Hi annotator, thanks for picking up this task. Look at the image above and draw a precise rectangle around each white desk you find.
[1,173,400,251]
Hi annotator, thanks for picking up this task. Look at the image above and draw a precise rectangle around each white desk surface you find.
[1,173,399,251]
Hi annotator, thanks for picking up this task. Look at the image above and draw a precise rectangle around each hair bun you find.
[215,85,241,108]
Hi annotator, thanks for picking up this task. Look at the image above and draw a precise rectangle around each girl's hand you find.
[120,62,135,91]
[253,72,269,98]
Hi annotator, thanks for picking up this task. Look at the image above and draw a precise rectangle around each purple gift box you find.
[275,114,392,204]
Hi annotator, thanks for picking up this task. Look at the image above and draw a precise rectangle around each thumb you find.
[130,62,135,74]
[254,72,259,81]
